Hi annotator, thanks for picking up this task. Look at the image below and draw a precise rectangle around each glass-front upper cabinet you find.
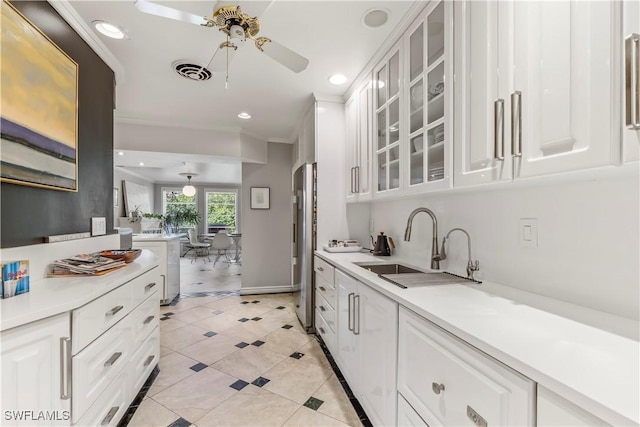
[405,0,452,192]
[374,44,402,194]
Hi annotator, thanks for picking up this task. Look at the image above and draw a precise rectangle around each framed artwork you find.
[250,187,270,210]
[0,0,79,191]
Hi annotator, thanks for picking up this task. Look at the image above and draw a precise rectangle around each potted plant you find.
[164,205,200,234]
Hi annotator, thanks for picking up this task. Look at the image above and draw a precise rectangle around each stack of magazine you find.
[49,253,126,276]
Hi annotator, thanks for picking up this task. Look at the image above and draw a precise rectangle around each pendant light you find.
[179,173,198,196]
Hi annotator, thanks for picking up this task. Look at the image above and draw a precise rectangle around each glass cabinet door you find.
[375,47,401,193]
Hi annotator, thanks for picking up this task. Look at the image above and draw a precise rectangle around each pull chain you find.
[225,34,230,89]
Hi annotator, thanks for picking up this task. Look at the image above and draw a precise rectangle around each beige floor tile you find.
[178,333,241,365]
[195,386,299,426]
[212,345,286,382]
[196,311,248,333]
[283,406,350,427]
[127,396,181,427]
[226,302,274,318]
[260,328,313,357]
[221,320,271,343]
[159,317,188,333]
[159,345,175,357]
[153,352,197,388]
[314,375,362,427]
[171,306,219,324]
[146,383,168,397]
[202,297,247,311]
[153,367,237,423]
[263,357,333,404]
[296,340,332,370]
[161,324,210,351]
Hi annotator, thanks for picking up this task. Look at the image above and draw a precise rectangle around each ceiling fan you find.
[134,0,309,75]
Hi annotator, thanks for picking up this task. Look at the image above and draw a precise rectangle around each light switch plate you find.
[91,217,106,236]
[519,218,537,248]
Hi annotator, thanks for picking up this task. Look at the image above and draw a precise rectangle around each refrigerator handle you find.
[347,292,355,332]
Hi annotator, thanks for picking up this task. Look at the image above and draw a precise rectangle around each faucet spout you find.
[404,208,441,270]
[442,228,480,280]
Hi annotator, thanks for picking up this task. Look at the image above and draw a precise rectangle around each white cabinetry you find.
[537,386,610,427]
[454,1,619,187]
[133,235,180,304]
[0,314,71,426]
[398,394,427,427]
[345,79,372,203]
[335,270,398,426]
[398,307,535,426]
[624,0,640,162]
[314,256,336,353]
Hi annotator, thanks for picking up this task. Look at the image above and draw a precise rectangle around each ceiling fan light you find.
[329,74,348,85]
[93,20,127,39]
[182,185,196,196]
[228,25,246,41]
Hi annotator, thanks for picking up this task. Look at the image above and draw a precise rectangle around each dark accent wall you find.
[1,1,115,248]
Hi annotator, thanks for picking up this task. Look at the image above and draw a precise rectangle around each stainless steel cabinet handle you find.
[319,286,326,292]
[317,266,324,272]
[104,352,122,367]
[351,167,356,193]
[347,292,355,331]
[144,355,155,367]
[143,315,155,325]
[101,406,119,426]
[353,294,360,335]
[319,305,326,312]
[511,91,522,157]
[59,337,71,400]
[355,166,360,193]
[105,305,124,317]
[319,327,326,334]
[626,34,640,129]
[432,382,445,394]
[494,99,505,160]
[145,282,156,291]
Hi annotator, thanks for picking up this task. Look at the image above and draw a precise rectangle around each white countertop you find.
[0,251,160,332]
[132,233,182,242]
[315,250,640,426]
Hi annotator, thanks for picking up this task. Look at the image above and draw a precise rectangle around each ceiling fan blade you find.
[208,42,238,72]
[134,0,212,27]
[257,38,309,73]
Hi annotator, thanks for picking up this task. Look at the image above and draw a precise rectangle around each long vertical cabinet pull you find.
[347,292,355,331]
[355,166,360,193]
[511,91,522,157]
[350,167,356,193]
[353,294,360,335]
[626,34,640,129]
[59,337,71,400]
[494,99,505,160]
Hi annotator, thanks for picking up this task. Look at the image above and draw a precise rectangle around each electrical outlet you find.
[519,218,537,248]
[91,217,106,236]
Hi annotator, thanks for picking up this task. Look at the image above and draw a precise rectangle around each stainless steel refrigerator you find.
[293,163,317,333]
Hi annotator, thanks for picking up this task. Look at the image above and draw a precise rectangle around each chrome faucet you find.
[404,208,442,270]
[440,228,480,280]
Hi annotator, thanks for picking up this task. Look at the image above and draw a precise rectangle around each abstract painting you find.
[0,0,78,191]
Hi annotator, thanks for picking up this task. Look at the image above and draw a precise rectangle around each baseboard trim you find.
[240,285,294,295]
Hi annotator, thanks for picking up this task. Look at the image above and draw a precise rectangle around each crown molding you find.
[47,0,125,83]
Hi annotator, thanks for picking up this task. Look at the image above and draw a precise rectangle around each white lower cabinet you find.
[398,394,427,427]
[74,369,130,427]
[398,306,535,426]
[335,270,398,426]
[0,313,71,426]
[537,385,609,427]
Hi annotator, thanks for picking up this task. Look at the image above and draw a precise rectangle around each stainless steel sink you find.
[355,262,424,275]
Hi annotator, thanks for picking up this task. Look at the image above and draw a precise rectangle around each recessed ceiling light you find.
[139,162,144,166]
[117,151,124,156]
[92,20,127,39]
[362,9,390,29]
[238,112,251,119]
[328,74,348,85]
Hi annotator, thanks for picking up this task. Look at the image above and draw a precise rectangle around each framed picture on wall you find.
[114,188,119,207]
[250,187,270,210]
[0,0,79,191]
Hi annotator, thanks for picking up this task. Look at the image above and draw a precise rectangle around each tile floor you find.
[125,260,365,427]
[179,256,241,294]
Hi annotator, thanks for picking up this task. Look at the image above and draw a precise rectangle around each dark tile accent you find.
[203,331,217,337]
[251,317,262,321]
[160,317,170,321]
[251,300,260,304]
[116,366,159,427]
[212,310,224,315]
[189,363,207,372]
[282,324,293,329]
[276,306,286,310]
[235,342,249,349]
[251,340,265,347]
[303,397,324,411]
[238,318,250,322]
[240,301,250,305]
[229,379,249,391]
[289,352,304,359]
[164,312,175,316]
[251,376,270,387]
[167,417,192,427]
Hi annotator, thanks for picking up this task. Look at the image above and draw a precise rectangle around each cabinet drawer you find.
[314,256,335,286]
[72,284,133,355]
[316,274,336,310]
[72,317,133,423]
[315,290,336,333]
[398,307,535,427]
[131,289,160,347]
[130,267,161,307]
[73,369,130,427]
[131,327,160,394]
[315,307,335,354]
[398,393,428,427]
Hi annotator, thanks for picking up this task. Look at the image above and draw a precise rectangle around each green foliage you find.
[207,192,236,229]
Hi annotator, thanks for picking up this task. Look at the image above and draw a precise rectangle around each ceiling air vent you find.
[172,60,212,81]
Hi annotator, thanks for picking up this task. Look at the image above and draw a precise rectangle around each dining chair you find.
[185,228,211,263]
[210,231,233,267]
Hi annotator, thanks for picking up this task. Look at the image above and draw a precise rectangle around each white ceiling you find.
[66,0,418,182]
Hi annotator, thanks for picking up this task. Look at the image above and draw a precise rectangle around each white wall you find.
[241,143,293,294]
[367,168,640,320]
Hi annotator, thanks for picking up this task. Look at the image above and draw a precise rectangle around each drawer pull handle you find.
[319,286,326,292]
[143,315,155,325]
[145,282,157,291]
[317,266,324,272]
[101,406,119,425]
[104,352,123,367]
[319,305,326,312]
[105,305,124,317]
[319,327,326,334]
[59,337,71,400]
[144,355,155,367]
[432,382,445,395]
[467,405,488,427]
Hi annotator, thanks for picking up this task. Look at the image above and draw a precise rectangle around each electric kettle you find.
[371,232,394,256]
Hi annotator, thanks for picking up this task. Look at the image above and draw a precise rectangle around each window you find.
[206,190,238,233]
[162,189,197,231]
